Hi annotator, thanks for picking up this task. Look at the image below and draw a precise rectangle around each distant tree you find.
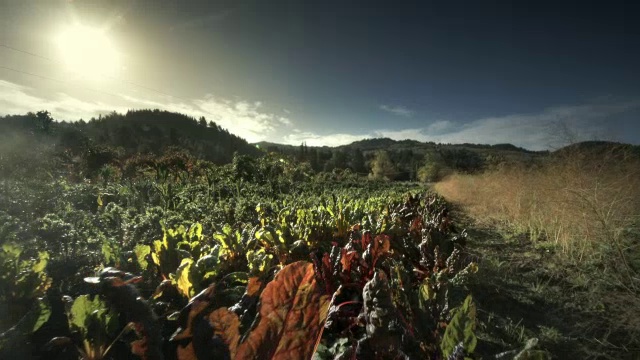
[298,142,307,161]
[418,152,448,182]
[169,127,179,146]
[36,110,53,133]
[308,148,320,172]
[324,150,348,172]
[369,150,395,180]
[58,127,89,153]
[349,148,367,174]
[199,116,207,127]
[438,148,484,173]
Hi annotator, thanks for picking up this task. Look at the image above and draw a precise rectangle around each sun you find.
[55,24,121,78]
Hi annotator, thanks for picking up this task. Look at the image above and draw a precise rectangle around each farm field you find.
[0,148,494,360]
[2,2,639,359]
[1,113,639,359]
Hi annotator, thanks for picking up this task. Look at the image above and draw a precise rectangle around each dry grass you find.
[435,145,640,288]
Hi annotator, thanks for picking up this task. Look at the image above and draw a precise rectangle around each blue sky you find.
[1,0,639,150]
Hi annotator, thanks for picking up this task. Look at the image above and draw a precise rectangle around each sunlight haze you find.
[1,0,639,149]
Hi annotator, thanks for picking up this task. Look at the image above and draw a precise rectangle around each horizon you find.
[1,0,639,151]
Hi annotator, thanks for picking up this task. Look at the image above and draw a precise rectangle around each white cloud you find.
[278,117,292,126]
[0,80,127,120]
[426,120,454,134]
[1,79,636,150]
[284,99,640,150]
[379,104,414,117]
[283,131,371,147]
[0,80,291,143]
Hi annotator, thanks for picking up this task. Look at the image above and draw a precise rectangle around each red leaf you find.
[235,261,331,360]
[209,308,241,356]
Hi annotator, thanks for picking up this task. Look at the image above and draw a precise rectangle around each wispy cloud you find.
[0,80,127,119]
[379,104,414,117]
[283,131,370,147]
[0,80,291,143]
[1,79,636,150]
[284,99,640,150]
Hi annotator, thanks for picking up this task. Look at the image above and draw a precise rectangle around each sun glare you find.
[55,24,121,78]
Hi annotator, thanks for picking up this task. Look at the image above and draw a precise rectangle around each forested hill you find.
[255,138,547,181]
[0,109,260,162]
[4,109,629,183]
[89,110,261,161]
[0,108,546,182]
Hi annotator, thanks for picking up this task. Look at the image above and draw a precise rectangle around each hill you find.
[6,108,633,182]
[256,137,546,180]
[0,109,261,179]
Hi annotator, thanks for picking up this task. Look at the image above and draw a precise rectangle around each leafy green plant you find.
[150,223,190,279]
[0,243,51,330]
[441,295,477,359]
[64,295,125,360]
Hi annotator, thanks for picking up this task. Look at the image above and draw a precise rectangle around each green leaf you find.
[134,244,151,270]
[30,297,51,332]
[31,252,49,273]
[69,295,97,334]
[2,243,22,258]
[175,258,194,298]
[188,223,203,241]
[247,248,273,276]
[255,228,275,245]
[102,241,114,265]
[441,295,477,358]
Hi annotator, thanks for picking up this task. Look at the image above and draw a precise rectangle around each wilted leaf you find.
[236,261,330,360]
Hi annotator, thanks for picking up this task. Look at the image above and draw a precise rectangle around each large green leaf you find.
[441,295,477,358]
[175,258,195,298]
[31,297,51,332]
[134,244,151,270]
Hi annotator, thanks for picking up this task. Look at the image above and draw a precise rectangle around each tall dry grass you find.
[435,144,640,288]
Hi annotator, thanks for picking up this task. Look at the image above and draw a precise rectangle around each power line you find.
[0,43,191,102]
[0,44,55,62]
[0,65,123,99]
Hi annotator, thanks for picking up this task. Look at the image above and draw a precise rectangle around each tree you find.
[324,150,348,172]
[438,148,484,173]
[369,150,395,180]
[36,110,53,133]
[417,151,450,182]
[349,148,367,174]
[309,148,320,172]
[199,116,207,127]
